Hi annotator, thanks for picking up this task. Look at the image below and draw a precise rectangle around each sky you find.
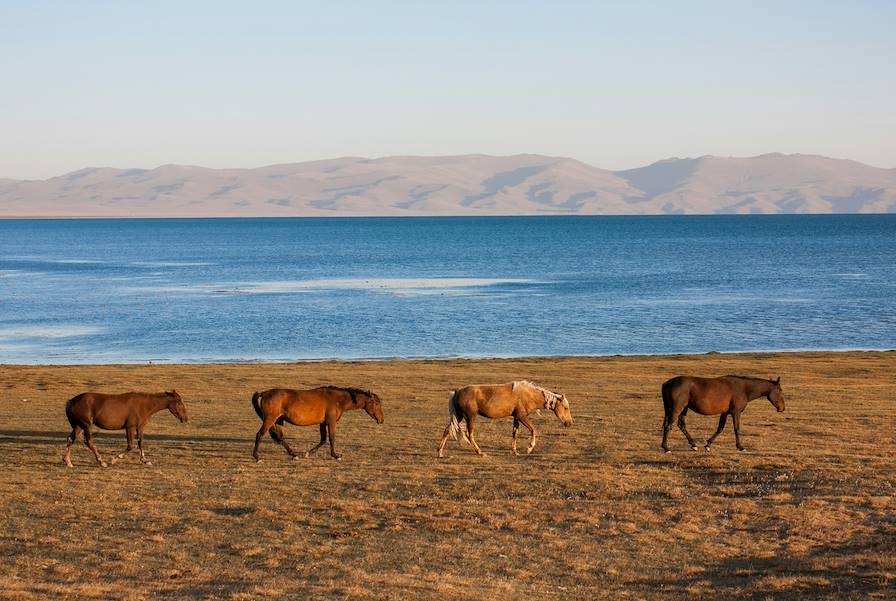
[2,0,895,179]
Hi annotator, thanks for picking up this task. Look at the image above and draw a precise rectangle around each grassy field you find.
[1,352,894,600]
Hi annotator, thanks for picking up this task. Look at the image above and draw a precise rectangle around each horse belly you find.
[476,396,516,419]
[689,385,730,415]
[91,408,128,430]
[688,403,723,416]
[284,405,327,426]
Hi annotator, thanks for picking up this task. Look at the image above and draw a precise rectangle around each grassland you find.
[0,352,894,600]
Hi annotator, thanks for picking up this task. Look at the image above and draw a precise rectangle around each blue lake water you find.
[0,215,894,364]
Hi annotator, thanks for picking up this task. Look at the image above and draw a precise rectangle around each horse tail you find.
[251,391,264,419]
[64,396,77,426]
[446,390,470,445]
[661,378,676,420]
[64,393,89,428]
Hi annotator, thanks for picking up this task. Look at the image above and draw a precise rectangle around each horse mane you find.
[725,375,775,383]
[323,386,372,402]
[512,380,562,408]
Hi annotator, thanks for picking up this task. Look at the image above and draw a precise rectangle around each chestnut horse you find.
[661,375,785,453]
[63,390,188,467]
[437,380,573,458]
[251,386,384,461]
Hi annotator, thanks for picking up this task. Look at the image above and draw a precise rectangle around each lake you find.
[1,215,894,363]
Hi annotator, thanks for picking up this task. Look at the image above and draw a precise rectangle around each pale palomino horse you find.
[437,380,573,457]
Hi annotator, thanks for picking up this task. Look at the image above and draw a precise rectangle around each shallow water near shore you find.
[1,215,894,363]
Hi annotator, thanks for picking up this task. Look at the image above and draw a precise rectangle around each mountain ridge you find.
[2,153,895,216]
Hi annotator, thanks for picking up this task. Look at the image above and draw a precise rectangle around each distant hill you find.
[1,153,894,217]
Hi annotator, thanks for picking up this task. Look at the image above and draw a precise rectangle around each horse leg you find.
[306,424,327,458]
[252,416,277,462]
[732,411,745,451]
[437,424,453,458]
[111,427,135,465]
[83,428,107,468]
[677,409,698,451]
[63,426,79,467]
[327,421,341,460]
[269,423,299,459]
[137,426,152,465]
[511,416,520,455]
[438,407,468,458]
[466,414,485,457]
[705,414,728,451]
[661,412,673,453]
[518,415,537,454]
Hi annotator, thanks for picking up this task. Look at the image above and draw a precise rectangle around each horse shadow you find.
[0,429,246,445]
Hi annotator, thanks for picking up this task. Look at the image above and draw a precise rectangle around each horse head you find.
[767,377,785,412]
[361,390,385,424]
[166,389,189,423]
[545,390,573,427]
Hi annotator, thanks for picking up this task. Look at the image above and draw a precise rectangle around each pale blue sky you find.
[2,1,894,179]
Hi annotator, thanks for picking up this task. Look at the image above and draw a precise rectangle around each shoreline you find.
[3,213,894,220]
[2,348,893,368]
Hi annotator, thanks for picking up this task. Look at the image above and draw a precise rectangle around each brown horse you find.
[63,390,188,467]
[437,380,573,458]
[661,375,785,453]
[251,386,384,461]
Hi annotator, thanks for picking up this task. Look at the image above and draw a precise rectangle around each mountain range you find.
[2,153,894,217]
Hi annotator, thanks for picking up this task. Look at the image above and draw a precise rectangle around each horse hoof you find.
[303,452,310,458]
[738,447,746,452]
[663,449,671,454]
[704,445,711,452]
[143,461,153,466]
[291,455,301,461]
[100,462,108,468]
[690,446,698,451]
[64,460,73,468]
[254,457,261,463]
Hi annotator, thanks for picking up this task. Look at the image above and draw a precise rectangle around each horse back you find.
[66,391,148,429]
[257,388,329,425]
[455,383,526,419]
[663,376,736,415]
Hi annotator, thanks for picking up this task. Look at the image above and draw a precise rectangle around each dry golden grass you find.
[1,352,894,600]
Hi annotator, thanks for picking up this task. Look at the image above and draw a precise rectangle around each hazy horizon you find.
[5,150,896,182]
[2,1,895,180]
[4,153,895,217]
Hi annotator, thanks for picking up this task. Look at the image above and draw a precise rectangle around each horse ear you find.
[775,377,780,385]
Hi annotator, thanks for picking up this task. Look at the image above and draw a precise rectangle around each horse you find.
[251,386,384,461]
[63,390,188,467]
[661,375,785,453]
[437,380,573,458]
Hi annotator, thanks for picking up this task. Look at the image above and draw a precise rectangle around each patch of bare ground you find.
[0,352,893,599]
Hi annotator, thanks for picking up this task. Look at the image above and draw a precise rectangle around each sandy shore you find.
[1,351,894,599]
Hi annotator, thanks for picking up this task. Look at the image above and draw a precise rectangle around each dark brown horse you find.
[251,386,384,461]
[437,380,573,458]
[63,390,188,467]
[661,375,784,453]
